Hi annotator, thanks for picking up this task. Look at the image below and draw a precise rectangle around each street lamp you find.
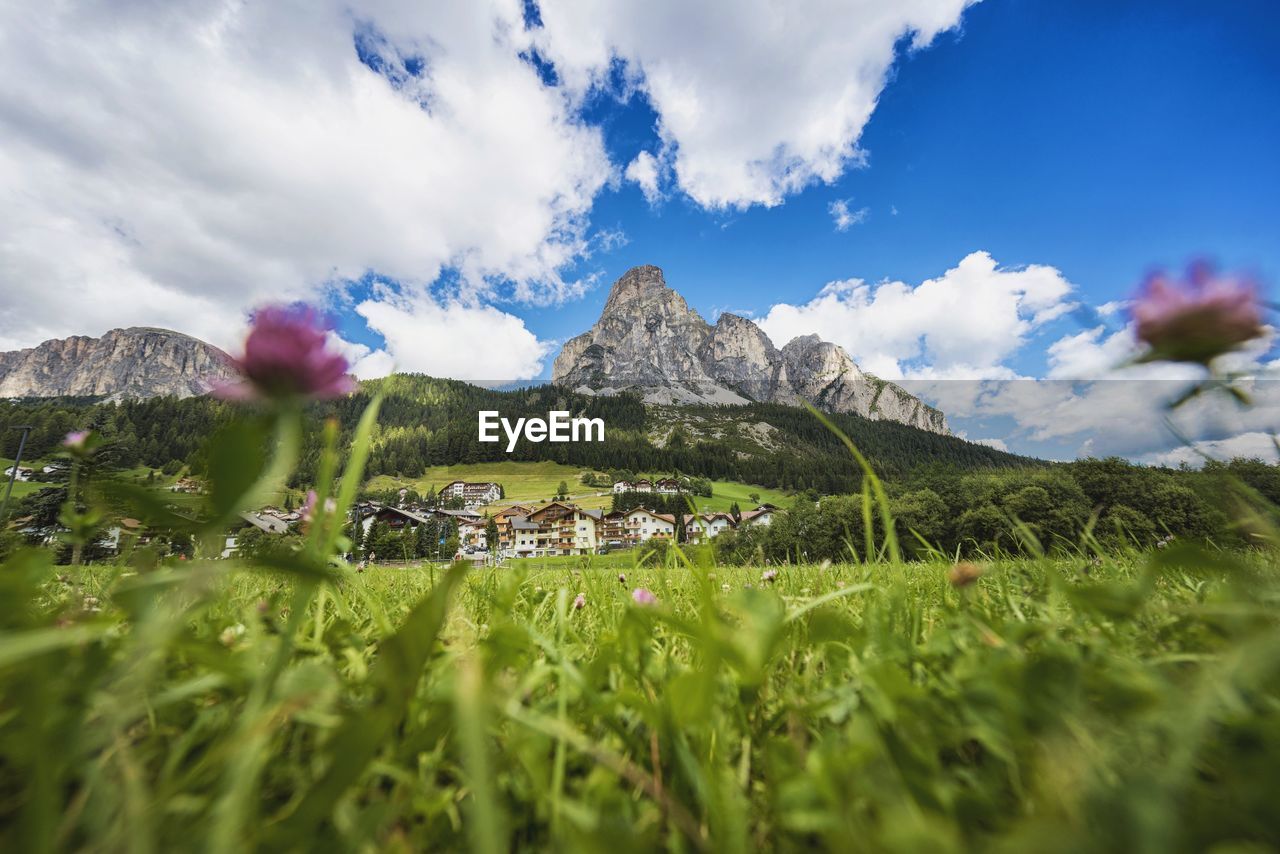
[1,425,34,523]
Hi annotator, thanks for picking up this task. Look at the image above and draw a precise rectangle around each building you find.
[458,519,487,549]
[655,478,681,495]
[739,506,776,527]
[439,480,503,505]
[527,502,602,555]
[680,511,737,543]
[492,504,535,552]
[632,479,653,493]
[600,510,630,546]
[170,477,202,493]
[508,517,541,557]
[222,511,292,558]
[623,508,676,542]
[3,465,33,481]
[612,480,632,494]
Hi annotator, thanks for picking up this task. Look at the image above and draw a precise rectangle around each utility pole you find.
[1,425,34,523]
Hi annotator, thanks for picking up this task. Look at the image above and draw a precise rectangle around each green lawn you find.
[1,456,52,504]
[366,462,792,514]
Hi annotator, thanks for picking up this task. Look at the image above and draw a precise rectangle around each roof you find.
[434,508,483,520]
[510,518,539,531]
[238,512,290,534]
[581,508,604,520]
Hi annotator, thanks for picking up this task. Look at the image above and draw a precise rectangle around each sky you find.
[1,0,1277,462]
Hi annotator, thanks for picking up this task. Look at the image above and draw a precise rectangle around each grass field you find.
[4,547,1278,851]
[366,462,791,513]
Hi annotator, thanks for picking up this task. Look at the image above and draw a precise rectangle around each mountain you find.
[553,265,947,433]
[0,327,235,400]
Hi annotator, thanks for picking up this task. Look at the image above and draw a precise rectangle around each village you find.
[353,493,776,561]
[219,477,778,564]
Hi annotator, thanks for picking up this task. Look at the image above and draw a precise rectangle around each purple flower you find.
[301,489,318,521]
[573,592,586,610]
[1132,262,1266,365]
[62,430,91,451]
[762,569,778,583]
[631,587,657,606]
[216,306,357,401]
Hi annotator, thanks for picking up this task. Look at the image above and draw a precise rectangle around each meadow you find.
[366,460,792,512]
[2,546,1278,852]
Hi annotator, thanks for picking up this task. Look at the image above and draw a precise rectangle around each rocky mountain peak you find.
[0,327,236,400]
[601,264,673,311]
[553,265,947,433]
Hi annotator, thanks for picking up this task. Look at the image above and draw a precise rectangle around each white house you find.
[740,507,775,527]
[624,508,675,541]
[3,466,32,481]
[612,480,632,494]
[655,478,681,495]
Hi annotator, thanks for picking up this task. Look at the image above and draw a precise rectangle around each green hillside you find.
[1,373,1034,500]
[366,461,791,512]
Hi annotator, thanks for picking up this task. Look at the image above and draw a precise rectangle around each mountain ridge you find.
[0,327,235,400]
[553,265,947,433]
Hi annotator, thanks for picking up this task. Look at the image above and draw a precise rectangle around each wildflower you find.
[83,595,100,610]
[631,587,657,606]
[617,573,626,585]
[215,306,357,402]
[573,592,586,610]
[948,562,983,589]
[255,600,270,617]
[62,430,90,451]
[301,490,318,521]
[819,559,832,572]
[762,569,778,583]
[62,430,96,457]
[721,583,731,592]
[1132,262,1266,365]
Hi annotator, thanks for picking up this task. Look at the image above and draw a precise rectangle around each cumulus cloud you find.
[0,0,611,351]
[1142,432,1280,467]
[355,296,554,382]
[625,151,664,204]
[758,251,1076,379]
[829,199,869,231]
[535,0,978,209]
[326,332,397,381]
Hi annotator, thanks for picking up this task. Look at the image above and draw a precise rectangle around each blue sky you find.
[2,0,1277,460]
[338,0,1280,382]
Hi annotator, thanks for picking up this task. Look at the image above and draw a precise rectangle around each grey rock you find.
[0,327,236,400]
[552,265,947,433]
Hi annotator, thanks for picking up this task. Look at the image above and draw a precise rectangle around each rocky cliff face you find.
[0,327,236,400]
[553,265,947,433]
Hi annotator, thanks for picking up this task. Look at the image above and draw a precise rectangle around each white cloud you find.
[758,251,1076,379]
[326,332,397,380]
[1142,432,1280,468]
[535,0,978,209]
[625,151,664,204]
[972,437,1009,452]
[356,296,553,382]
[829,199,869,231]
[0,0,611,351]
